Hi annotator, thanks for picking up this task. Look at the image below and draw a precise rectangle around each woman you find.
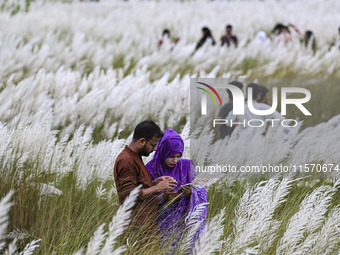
[195,26,216,51]
[273,23,301,45]
[146,129,207,253]
[302,30,317,52]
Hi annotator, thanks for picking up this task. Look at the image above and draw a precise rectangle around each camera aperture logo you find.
[196,81,312,129]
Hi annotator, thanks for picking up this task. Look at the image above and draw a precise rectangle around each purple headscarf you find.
[146,129,207,253]
[147,129,196,190]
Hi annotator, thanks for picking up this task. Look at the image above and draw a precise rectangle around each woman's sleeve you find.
[188,160,208,241]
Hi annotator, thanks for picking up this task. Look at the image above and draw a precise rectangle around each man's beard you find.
[139,144,150,157]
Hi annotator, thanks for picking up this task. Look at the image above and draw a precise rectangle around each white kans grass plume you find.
[74,186,141,255]
[0,0,339,82]
[84,224,106,255]
[19,239,42,255]
[33,183,63,197]
[180,202,209,254]
[0,0,339,136]
[0,117,127,187]
[0,66,189,137]
[193,208,225,255]
[7,229,29,241]
[288,114,340,167]
[95,184,107,200]
[0,192,41,255]
[310,206,340,254]
[224,178,294,254]
[190,114,340,179]
[0,191,14,251]
[276,184,337,254]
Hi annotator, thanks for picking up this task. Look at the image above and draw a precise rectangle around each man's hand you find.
[153,176,177,185]
[156,179,177,192]
[163,191,180,201]
[181,185,192,197]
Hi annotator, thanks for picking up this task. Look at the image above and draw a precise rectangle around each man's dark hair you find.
[258,85,269,102]
[226,81,243,100]
[246,83,261,100]
[132,120,163,141]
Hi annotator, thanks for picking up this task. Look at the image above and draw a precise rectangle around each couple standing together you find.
[114,120,207,252]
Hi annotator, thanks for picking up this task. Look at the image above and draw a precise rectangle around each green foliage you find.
[1,169,118,254]
[2,171,339,254]
[0,0,31,15]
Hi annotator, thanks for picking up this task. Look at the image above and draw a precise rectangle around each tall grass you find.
[0,0,339,137]
[0,0,340,254]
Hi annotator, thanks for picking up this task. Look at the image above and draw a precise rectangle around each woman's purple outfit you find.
[146,129,207,252]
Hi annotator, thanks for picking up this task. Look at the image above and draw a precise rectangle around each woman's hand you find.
[181,185,192,197]
[153,176,177,185]
[163,191,180,201]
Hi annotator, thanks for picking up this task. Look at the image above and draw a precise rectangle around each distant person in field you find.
[301,30,317,52]
[158,28,179,50]
[146,129,207,253]
[225,83,285,132]
[194,26,216,51]
[329,26,340,51]
[257,84,269,104]
[273,23,301,45]
[274,24,316,51]
[255,31,271,48]
[338,26,340,50]
[221,24,238,47]
[114,120,177,241]
[216,81,244,139]
[158,29,171,50]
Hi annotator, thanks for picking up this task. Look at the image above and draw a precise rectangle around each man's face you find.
[139,136,160,157]
[226,27,232,35]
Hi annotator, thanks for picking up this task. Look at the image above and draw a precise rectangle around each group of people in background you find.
[195,24,238,51]
[158,23,340,53]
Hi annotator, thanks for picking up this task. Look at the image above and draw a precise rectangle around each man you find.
[257,84,269,104]
[114,120,177,234]
[221,24,238,47]
[225,83,285,132]
[216,81,243,139]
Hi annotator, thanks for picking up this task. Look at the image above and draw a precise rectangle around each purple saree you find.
[146,129,207,252]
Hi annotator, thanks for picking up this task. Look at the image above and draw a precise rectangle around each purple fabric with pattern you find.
[146,129,207,252]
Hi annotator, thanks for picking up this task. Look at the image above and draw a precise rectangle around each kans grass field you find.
[0,0,340,254]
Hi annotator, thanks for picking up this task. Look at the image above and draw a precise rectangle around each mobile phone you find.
[176,183,192,192]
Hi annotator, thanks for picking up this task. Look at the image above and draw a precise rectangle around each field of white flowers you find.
[0,0,340,254]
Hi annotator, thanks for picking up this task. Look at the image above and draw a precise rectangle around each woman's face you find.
[165,153,182,168]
